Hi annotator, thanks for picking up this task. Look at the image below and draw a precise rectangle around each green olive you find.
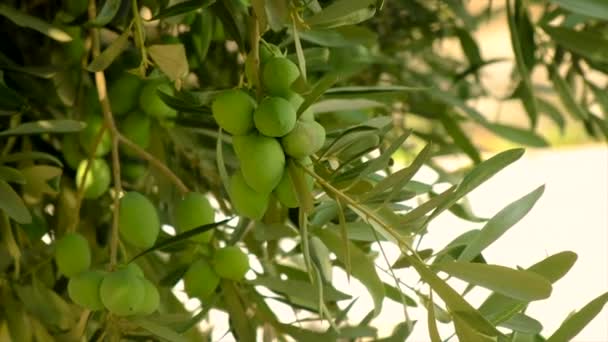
[183,258,220,299]
[119,111,151,157]
[262,57,300,96]
[229,171,269,220]
[99,269,145,316]
[281,121,326,158]
[55,233,91,277]
[174,192,215,243]
[212,90,256,135]
[212,246,249,281]
[76,158,111,199]
[68,270,106,310]
[253,97,297,137]
[108,74,142,116]
[119,192,160,249]
[137,278,160,315]
[232,134,285,193]
[274,158,313,208]
[79,115,111,156]
[139,81,177,118]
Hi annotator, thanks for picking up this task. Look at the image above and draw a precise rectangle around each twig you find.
[88,0,122,267]
[118,134,188,194]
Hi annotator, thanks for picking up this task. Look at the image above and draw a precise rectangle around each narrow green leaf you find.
[507,0,538,127]
[221,280,256,342]
[306,0,376,28]
[363,143,433,201]
[311,98,384,113]
[0,151,64,167]
[485,123,548,147]
[265,0,289,31]
[0,120,84,137]
[87,29,130,72]
[289,160,313,213]
[148,44,189,81]
[438,112,481,164]
[250,276,350,310]
[549,64,589,121]
[299,73,340,116]
[543,25,608,63]
[453,312,497,342]
[356,132,409,181]
[0,4,72,42]
[437,261,552,301]
[152,0,215,20]
[401,253,502,337]
[130,218,232,261]
[89,0,121,26]
[546,292,608,342]
[455,28,482,67]
[0,180,31,224]
[317,229,385,317]
[0,166,26,184]
[428,149,525,222]
[427,292,442,342]
[479,252,578,323]
[133,319,187,342]
[292,20,307,82]
[326,85,422,95]
[537,98,565,132]
[459,185,545,262]
[499,313,543,334]
[549,0,608,21]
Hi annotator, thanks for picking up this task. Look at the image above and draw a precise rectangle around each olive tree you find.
[0,0,606,341]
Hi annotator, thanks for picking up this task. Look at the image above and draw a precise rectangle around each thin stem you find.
[249,11,263,99]
[299,162,417,256]
[89,0,122,267]
[131,0,148,74]
[118,134,189,194]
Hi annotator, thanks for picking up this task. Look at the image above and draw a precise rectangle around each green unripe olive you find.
[262,57,300,96]
[285,91,314,121]
[62,134,85,170]
[138,278,160,315]
[174,192,215,243]
[121,162,147,182]
[109,74,142,116]
[100,269,145,316]
[139,81,177,118]
[64,0,88,17]
[259,43,282,65]
[232,134,285,193]
[55,233,91,277]
[229,171,269,220]
[183,258,220,299]
[119,192,160,249]
[122,263,144,278]
[212,90,256,135]
[286,91,304,110]
[68,270,106,310]
[254,97,296,137]
[274,158,314,208]
[76,158,111,199]
[212,246,249,281]
[120,112,151,157]
[281,121,326,158]
[79,115,111,156]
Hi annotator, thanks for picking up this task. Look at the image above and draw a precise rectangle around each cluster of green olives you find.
[54,233,159,316]
[62,73,177,196]
[212,53,324,220]
[183,246,250,299]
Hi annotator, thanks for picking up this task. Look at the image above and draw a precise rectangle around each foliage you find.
[0,0,606,341]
